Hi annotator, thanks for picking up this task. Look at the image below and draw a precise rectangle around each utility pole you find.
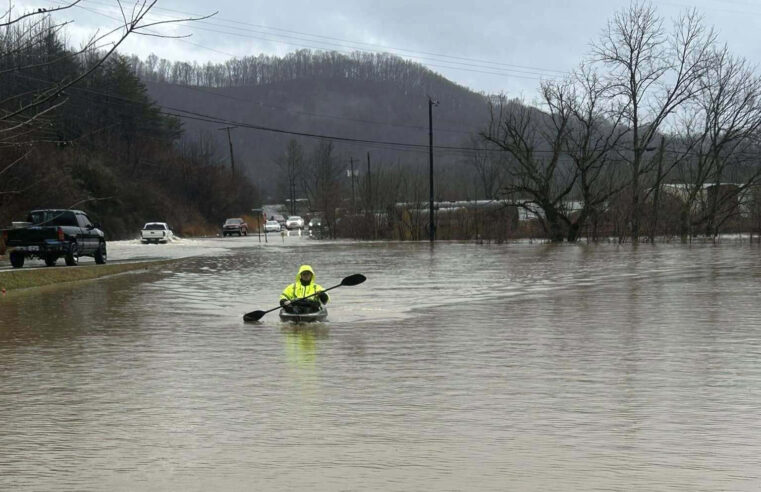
[350,157,356,214]
[428,97,439,242]
[218,126,236,175]
[367,152,374,239]
[366,152,372,213]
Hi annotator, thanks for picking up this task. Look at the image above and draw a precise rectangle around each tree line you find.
[129,49,461,94]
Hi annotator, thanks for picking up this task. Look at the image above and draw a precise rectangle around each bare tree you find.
[673,46,761,239]
[482,90,577,242]
[593,2,716,241]
[563,65,629,241]
[466,134,504,200]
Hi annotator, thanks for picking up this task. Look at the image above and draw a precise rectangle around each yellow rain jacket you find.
[280,265,329,304]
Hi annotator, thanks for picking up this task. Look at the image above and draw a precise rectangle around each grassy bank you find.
[0,259,179,293]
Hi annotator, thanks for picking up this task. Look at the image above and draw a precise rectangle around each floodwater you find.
[1,238,760,491]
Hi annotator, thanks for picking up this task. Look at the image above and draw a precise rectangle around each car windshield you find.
[144,223,166,230]
[225,219,242,225]
[288,216,301,220]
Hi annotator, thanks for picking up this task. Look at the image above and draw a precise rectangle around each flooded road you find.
[1,239,761,490]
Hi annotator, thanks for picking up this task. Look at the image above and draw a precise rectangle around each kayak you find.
[279,306,328,323]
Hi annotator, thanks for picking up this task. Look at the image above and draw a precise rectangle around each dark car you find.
[270,214,287,228]
[307,217,327,239]
[2,209,107,268]
[222,218,248,236]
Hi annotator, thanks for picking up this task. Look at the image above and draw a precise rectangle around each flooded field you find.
[1,238,760,490]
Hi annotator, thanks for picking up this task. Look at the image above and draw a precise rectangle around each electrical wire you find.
[12,59,761,161]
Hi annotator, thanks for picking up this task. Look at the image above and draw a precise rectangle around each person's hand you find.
[280,299,291,307]
[318,292,328,303]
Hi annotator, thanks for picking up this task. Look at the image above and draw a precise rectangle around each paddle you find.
[243,273,366,322]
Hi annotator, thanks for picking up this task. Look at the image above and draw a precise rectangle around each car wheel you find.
[44,255,57,267]
[94,242,107,264]
[64,242,79,266]
[9,251,24,268]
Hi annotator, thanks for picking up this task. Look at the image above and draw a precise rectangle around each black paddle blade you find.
[243,310,266,322]
[341,273,366,286]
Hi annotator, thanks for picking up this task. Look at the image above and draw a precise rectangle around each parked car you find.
[141,222,173,244]
[285,216,305,230]
[1,209,106,268]
[264,220,281,233]
[222,218,248,236]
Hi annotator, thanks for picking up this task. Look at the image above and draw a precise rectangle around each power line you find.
[15,68,761,162]
[150,84,478,136]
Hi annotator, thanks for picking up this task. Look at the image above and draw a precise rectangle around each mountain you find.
[138,51,493,201]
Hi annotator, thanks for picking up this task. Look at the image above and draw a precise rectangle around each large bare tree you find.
[563,65,628,241]
[593,2,716,241]
[482,90,576,242]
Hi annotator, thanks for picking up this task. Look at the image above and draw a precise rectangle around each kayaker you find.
[279,265,329,314]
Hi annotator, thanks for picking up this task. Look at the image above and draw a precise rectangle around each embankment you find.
[0,259,178,294]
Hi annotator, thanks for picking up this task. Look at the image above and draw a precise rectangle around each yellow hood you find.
[295,264,316,284]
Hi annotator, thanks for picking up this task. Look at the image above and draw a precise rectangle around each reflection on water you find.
[1,241,761,490]
[282,326,328,370]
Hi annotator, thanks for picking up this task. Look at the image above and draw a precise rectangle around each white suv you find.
[264,220,281,232]
[285,216,305,230]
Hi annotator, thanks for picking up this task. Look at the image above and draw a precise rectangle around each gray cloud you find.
[31,0,761,96]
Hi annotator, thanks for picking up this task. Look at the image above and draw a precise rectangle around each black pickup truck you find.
[2,209,107,268]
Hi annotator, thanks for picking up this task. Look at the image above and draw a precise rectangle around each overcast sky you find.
[21,0,761,97]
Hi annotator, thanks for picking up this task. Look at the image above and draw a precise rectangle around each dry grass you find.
[0,259,179,293]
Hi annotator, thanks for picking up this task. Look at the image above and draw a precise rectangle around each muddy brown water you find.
[1,241,760,490]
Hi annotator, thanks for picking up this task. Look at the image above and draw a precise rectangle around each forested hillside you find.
[1,15,258,240]
[130,51,492,201]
